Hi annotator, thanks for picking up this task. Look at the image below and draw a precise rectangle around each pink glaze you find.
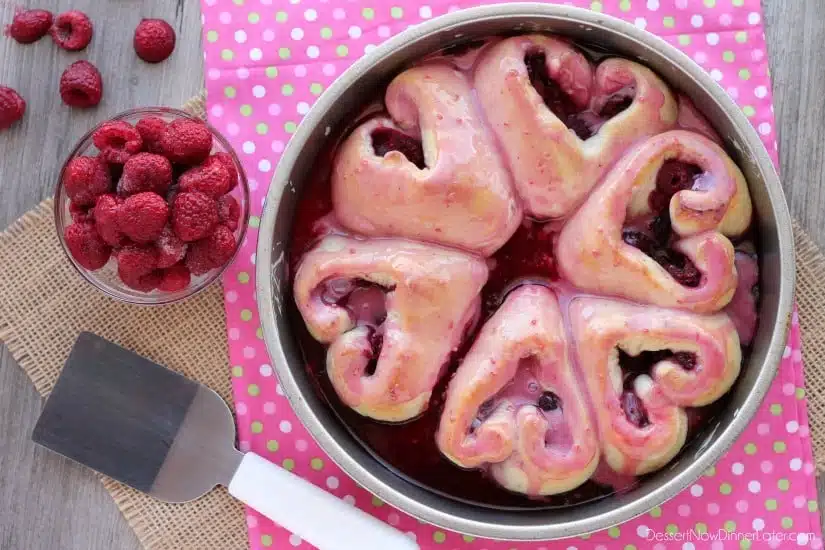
[556,130,752,313]
[474,35,678,219]
[293,235,488,422]
[676,94,724,144]
[332,63,522,256]
[437,285,600,496]
[724,251,760,346]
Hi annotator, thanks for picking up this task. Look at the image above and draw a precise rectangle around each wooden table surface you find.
[0,1,823,548]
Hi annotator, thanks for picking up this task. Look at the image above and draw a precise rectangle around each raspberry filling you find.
[622,161,704,287]
[524,51,634,140]
[370,127,426,169]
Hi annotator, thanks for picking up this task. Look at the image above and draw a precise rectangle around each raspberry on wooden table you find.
[0,86,26,131]
[119,153,173,195]
[158,263,191,292]
[63,156,111,206]
[93,121,143,164]
[93,194,124,247]
[117,192,169,243]
[59,60,103,108]
[50,10,93,51]
[6,9,53,44]
[133,18,176,63]
[64,222,111,270]
[135,116,167,154]
[217,195,241,231]
[178,155,233,197]
[160,119,213,165]
[172,191,219,242]
[155,226,187,268]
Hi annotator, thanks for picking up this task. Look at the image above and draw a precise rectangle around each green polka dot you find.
[232,0,243,5]
[321,27,333,39]
[279,47,291,60]
[249,216,260,228]
[281,84,294,96]
[720,483,732,495]
[666,524,678,535]
[770,403,783,415]
[433,531,446,544]
[282,458,295,471]
[739,69,752,81]
[248,12,260,23]
[275,11,288,23]
[256,123,269,135]
[796,387,806,399]
[608,527,621,538]
[336,45,349,57]
[251,421,263,434]
[221,49,234,61]
[240,309,253,321]
[704,0,716,6]
[310,458,324,470]
[206,30,219,43]
[705,466,717,477]
[740,540,751,550]
[765,499,778,511]
[619,0,631,11]
[590,1,603,11]
[261,534,273,547]
[240,104,252,117]
[265,66,278,78]
[266,440,279,452]
[743,105,756,117]
[231,365,243,377]
[237,271,250,284]
[362,7,375,20]
[782,517,793,529]
[650,506,662,518]
[256,327,263,340]
[678,35,691,46]
[695,522,708,534]
[580,534,591,540]
[310,83,324,95]
[663,16,675,28]
[773,441,787,453]
[809,500,818,512]
[732,0,744,5]
[284,122,297,134]
[390,6,403,18]
[625,545,637,550]
[723,51,736,63]
[372,496,384,507]
[778,478,790,491]
[462,535,475,543]
[724,520,736,533]
[735,31,748,43]
[248,384,260,397]
[224,86,236,99]
[744,443,757,455]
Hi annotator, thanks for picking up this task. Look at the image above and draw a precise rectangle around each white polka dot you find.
[787,420,800,433]
[226,290,238,303]
[234,30,247,43]
[634,18,647,30]
[675,0,687,8]
[289,534,302,547]
[447,5,460,12]
[706,33,719,45]
[297,102,310,115]
[691,14,703,28]
[242,141,256,154]
[755,85,768,98]
[683,544,695,550]
[732,462,744,475]
[260,364,273,377]
[322,63,336,76]
[793,349,802,362]
[757,422,770,435]
[258,159,272,172]
[236,67,250,79]
[246,515,258,528]
[239,440,251,452]
[748,480,761,493]
[727,87,739,99]
[720,13,733,26]
[637,525,650,537]
[799,534,810,546]
[333,8,346,20]
[690,484,703,497]
[263,401,276,414]
[236,402,248,415]
[253,85,266,98]
[304,8,317,21]
[348,25,362,39]
[378,25,391,38]
[294,65,307,77]
[753,518,765,531]
[752,49,765,62]
[228,327,240,340]
[249,48,262,61]
[419,6,432,18]
[207,68,220,80]
[343,495,356,505]
[272,140,285,153]
[295,439,308,451]
[707,502,720,515]
[219,12,231,24]
[748,12,761,25]
[280,420,292,433]
[262,29,275,42]
[646,0,659,9]
[307,45,320,59]
[710,69,724,81]
[566,546,578,550]
[364,44,376,54]
[694,51,708,64]
[326,476,340,489]
[678,504,690,517]
[388,512,400,526]
[211,105,224,117]
[291,27,304,40]
[243,346,255,359]
[226,123,239,136]
[759,122,772,136]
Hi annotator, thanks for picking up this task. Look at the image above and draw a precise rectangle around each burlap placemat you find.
[2,93,825,550]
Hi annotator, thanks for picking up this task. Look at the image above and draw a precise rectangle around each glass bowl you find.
[55,107,250,305]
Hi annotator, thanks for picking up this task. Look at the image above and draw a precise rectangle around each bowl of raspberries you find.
[55,107,249,304]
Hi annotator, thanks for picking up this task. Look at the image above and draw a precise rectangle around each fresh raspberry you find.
[160,119,212,165]
[59,60,103,108]
[93,121,143,164]
[217,195,241,231]
[211,152,239,190]
[119,152,172,195]
[178,155,232,197]
[135,116,167,154]
[93,194,124,247]
[184,241,213,276]
[6,9,53,44]
[0,86,26,130]
[117,192,169,243]
[155,226,187,268]
[63,155,111,206]
[172,191,218,242]
[133,18,176,64]
[206,224,237,267]
[69,201,93,223]
[119,267,162,292]
[158,263,191,292]
[64,222,111,270]
[116,243,158,277]
[49,10,93,51]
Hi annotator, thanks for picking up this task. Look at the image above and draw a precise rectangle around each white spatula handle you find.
[228,452,419,550]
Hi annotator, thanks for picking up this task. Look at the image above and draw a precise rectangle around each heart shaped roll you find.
[437,285,599,495]
[556,130,752,313]
[474,35,678,219]
[569,297,741,476]
[332,63,522,256]
[293,236,488,422]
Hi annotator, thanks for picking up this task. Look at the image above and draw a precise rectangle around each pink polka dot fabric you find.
[199,1,820,548]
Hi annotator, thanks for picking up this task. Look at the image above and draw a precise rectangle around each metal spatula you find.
[32,332,418,550]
